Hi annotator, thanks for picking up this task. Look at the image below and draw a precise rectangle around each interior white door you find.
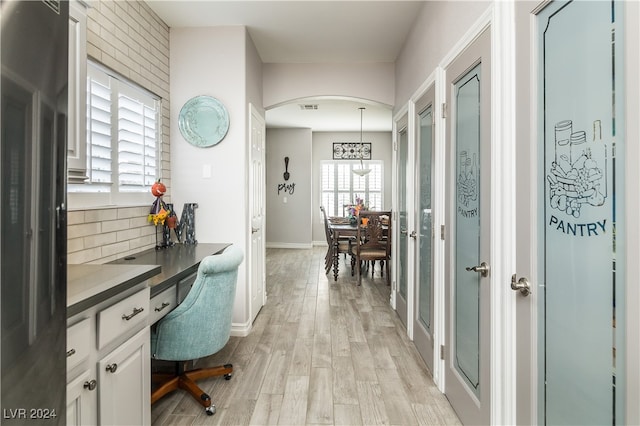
[413,85,436,372]
[444,26,491,425]
[395,115,409,327]
[517,2,628,424]
[249,105,266,323]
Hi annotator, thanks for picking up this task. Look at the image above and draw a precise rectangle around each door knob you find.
[465,262,490,277]
[511,274,531,296]
[83,380,97,391]
[409,231,417,239]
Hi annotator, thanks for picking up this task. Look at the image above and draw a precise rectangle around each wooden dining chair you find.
[354,210,392,286]
[320,206,353,274]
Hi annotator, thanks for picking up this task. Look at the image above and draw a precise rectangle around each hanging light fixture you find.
[352,107,371,176]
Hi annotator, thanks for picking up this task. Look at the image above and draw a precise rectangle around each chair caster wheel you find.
[224,373,232,380]
[205,405,216,416]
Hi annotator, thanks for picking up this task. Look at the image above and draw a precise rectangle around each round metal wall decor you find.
[178,95,230,147]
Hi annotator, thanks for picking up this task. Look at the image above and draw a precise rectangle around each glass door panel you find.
[413,91,435,371]
[537,1,625,424]
[454,64,481,397]
[418,106,433,337]
[396,122,409,326]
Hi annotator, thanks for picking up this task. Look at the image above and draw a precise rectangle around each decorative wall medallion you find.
[333,142,371,160]
[178,95,229,147]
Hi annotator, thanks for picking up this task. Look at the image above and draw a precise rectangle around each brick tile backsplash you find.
[67,206,160,264]
[68,0,170,265]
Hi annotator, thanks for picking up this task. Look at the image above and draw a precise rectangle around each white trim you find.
[433,65,447,392]
[230,320,252,337]
[265,242,314,250]
[528,6,542,425]
[490,1,516,425]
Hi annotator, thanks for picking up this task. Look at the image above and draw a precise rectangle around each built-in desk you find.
[66,242,231,426]
[109,243,231,298]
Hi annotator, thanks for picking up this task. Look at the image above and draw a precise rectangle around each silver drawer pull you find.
[154,302,170,312]
[122,307,144,321]
[83,380,97,391]
[105,363,118,373]
[67,348,76,358]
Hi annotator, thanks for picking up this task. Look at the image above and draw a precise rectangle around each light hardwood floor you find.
[152,247,461,425]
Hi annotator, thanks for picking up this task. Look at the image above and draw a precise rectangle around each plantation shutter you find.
[320,160,384,217]
[86,66,112,188]
[117,83,158,192]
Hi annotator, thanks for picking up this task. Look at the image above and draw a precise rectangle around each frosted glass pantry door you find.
[536,1,625,424]
[444,26,491,425]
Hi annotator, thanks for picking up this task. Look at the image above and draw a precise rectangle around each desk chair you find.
[355,211,392,286]
[150,245,243,416]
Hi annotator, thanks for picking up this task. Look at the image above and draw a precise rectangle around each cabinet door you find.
[67,370,97,426]
[98,328,150,426]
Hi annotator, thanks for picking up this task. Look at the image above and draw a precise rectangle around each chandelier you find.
[352,107,371,176]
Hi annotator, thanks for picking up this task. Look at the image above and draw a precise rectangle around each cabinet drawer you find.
[97,288,149,350]
[67,317,91,372]
[149,286,176,325]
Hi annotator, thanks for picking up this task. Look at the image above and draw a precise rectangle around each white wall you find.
[265,128,313,247]
[263,62,395,108]
[394,0,490,110]
[311,131,393,243]
[170,26,261,331]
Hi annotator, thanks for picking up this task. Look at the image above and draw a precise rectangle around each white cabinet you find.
[67,0,88,183]
[67,286,150,426]
[98,327,150,426]
[67,369,97,426]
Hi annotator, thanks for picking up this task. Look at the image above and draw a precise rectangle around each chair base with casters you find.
[151,362,234,415]
[150,245,244,416]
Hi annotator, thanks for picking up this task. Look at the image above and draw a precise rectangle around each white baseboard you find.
[231,320,252,337]
[265,242,313,249]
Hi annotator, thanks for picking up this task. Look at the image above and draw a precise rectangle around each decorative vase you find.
[349,216,357,225]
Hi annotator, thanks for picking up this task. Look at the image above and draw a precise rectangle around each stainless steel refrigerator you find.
[1,0,68,424]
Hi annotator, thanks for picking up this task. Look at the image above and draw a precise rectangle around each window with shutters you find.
[320,160,383,217]
[68,61,161,206]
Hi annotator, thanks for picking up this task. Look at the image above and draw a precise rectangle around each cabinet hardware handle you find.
[105,363,118,373]
[84,380,97,391]
[122,307,144,321]
[154,302,170,312]
[67,348,76,357]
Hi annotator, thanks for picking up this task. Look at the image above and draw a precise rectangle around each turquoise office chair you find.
[150,245,243,416]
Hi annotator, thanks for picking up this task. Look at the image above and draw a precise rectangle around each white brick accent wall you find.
[68,0,170,264]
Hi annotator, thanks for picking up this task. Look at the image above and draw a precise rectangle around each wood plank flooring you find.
[151,247,461,425]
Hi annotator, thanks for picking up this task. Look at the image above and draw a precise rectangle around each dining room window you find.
[68,61,161,206]
[320,160,383,216]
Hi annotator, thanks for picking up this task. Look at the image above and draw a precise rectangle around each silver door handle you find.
[409,231,417,239]
[252,227,259,234]
[465,262,490,277]
[400,229,407,235]
[511,274,531,296]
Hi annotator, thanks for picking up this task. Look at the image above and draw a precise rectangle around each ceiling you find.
[146,1,426,132]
